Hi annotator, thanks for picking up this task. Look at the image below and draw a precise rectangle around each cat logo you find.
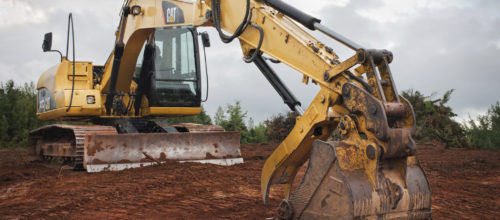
[162,1,185,24]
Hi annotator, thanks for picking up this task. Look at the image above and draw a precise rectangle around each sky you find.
[0,0,499,124]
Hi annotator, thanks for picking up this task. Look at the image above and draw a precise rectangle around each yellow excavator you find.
[31,0,431,219]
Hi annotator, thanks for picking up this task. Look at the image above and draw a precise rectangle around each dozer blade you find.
[83,131,243,172]
[279,140,431,219]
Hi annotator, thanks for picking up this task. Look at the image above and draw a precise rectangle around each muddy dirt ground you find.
[1,143,499,219]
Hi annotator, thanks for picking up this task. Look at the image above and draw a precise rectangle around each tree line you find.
[401,89,500,149]
[0,79,499,149]
[0,81,48,148]
[169,91,500,150]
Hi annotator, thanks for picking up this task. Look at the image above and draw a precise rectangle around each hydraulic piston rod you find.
[313,23,363,51]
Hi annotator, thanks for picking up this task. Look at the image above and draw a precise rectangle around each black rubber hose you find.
[344,71,373,94]
[243,23,264,63]
[211,0,251,43]
[105,6,130,115]
[66,13,76,112]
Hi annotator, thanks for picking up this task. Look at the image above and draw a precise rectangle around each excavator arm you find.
[200,0,431,219]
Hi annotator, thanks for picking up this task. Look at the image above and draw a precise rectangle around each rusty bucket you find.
[279,140,431,219]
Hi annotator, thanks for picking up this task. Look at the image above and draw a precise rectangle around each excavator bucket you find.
[84,131,243,172]
[280,140,431,219]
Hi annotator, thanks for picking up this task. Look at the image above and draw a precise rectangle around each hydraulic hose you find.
[243,23,264,63]
[211,0,251,43]
[66,13,76,112]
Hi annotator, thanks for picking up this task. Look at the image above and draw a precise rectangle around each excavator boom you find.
[201,0,431,218]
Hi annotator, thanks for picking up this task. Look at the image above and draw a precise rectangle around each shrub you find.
[264,111,299,143]
[245,119,268,144]
[402,89,467,148]
[464,102,500,149]
[0,80,49,148]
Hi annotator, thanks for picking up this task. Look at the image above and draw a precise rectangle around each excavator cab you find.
[134,27,202,108]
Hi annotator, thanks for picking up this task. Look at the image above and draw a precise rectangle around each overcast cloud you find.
[0,0,499,123]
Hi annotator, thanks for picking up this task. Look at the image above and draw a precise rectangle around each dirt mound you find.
[1,143,499,219]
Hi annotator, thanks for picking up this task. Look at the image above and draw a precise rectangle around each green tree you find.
[0,80,48,148]
[216,101,248,143]
[221,101,247,132]
[464,102,500,149]
[214,101,268,144]
[246,123,268,144]
[401,89,467,148]
[214,106,226,126]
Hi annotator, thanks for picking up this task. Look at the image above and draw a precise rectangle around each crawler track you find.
[27,124,118,168]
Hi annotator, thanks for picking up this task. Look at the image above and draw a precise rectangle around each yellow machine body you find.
[35,59,202,120]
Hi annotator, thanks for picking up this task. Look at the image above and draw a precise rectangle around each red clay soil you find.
[0,143,499,219]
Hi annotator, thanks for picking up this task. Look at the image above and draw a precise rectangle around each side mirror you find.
[201,32,210,48]
[42,32,53,52]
